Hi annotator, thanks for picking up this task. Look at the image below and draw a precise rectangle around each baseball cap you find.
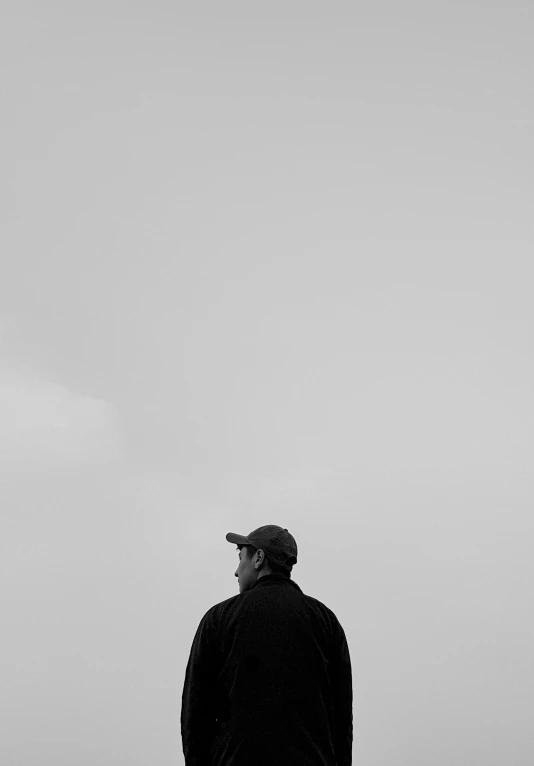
[226,525,298,571]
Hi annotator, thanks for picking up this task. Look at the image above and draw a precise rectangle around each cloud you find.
[0,367,123,474]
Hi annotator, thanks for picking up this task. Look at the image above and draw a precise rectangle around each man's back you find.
[181,574,353,766]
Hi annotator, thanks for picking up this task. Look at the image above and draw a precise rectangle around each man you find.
[181,525,353,766]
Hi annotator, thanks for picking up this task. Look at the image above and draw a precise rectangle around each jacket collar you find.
[252,573,301,591]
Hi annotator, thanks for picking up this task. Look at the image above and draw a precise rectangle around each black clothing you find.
[181,574,353,766]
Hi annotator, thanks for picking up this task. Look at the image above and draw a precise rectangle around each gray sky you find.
[2,2,533,764]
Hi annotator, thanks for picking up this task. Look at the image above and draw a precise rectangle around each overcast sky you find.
[2,2,533,765]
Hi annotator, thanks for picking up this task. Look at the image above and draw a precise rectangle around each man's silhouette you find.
[181,525,353,765]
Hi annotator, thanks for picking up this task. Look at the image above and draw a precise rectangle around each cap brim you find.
[226,532,250,546]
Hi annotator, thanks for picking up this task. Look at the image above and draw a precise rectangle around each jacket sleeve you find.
[329,619,353,766]
[181,610,220,766]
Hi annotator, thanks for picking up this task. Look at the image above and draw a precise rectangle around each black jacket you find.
[181,574,353,766]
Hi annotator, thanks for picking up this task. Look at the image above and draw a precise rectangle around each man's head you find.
[234,545,273,593]
[226,525,298,594]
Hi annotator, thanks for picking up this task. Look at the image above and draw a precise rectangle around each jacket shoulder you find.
[202,594,240,626]
[300,592,350,646]
[301,592,341,625]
